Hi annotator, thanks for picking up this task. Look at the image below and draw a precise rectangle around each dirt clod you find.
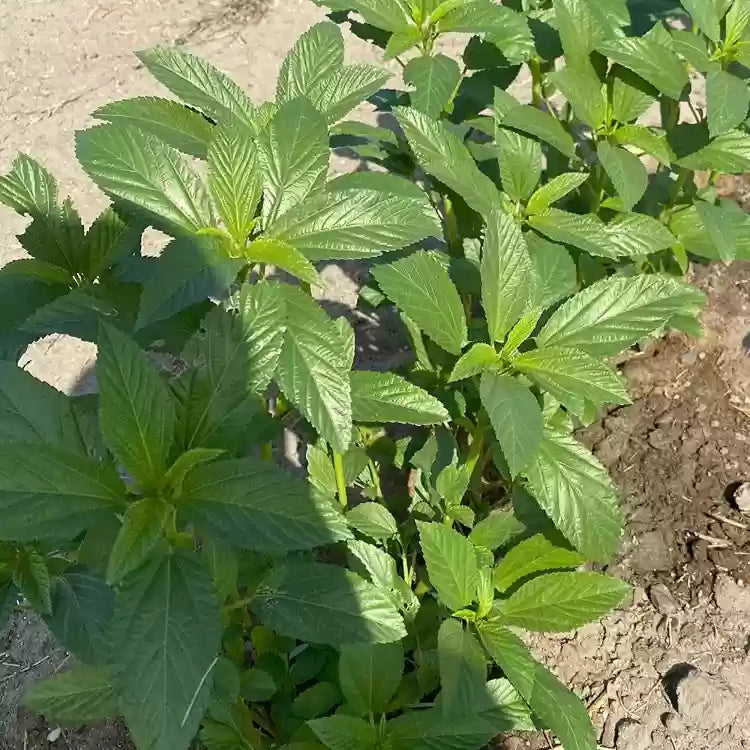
[676,671,743,731]
[649,583,679,615]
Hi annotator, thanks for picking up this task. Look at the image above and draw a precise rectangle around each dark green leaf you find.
[436,619,486,717]
[496,130,541,201]
[404,54,461,118]
[347,502,399,541]
[14,548,51,614]
[339,641,404,714]
[707,68,750,138]
[680,0,721,40]
[386,707,499,750]
[0,258,73,286]
[308,715,378,750]
[84,206,144,279]
[677,129,750,174]
[597,141,648,211]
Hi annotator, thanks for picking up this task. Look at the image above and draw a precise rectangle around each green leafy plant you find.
[0,0,737,748]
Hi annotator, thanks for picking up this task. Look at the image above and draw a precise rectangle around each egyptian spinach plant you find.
[0,3,718,750]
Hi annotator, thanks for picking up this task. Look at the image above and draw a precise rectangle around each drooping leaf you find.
[97,323,176,487]
[246,238,320,285]
[396,107,503,218]
[92,97,214,158]
[481,209,534,342]
[677,128,750,174]
[75,124,212,234]
[24,667,117,725]
[373,251,467,355]
[436,619,486,717]
[350,370,448,425]
[112,549,221,750]
[706,68,750,138]
[536,274,706,356]
[275,285,352,454]
[417,521,479,612]
[0,443,124,542]
[524,429,623,561]
[612,124,674,166]
[338,641,404,715]
[347,502,399,541]
[494,571,630,631]
[180,457,351,552]
[448,343,500,382]
[404,54,461,118]
[597,141,648,211]
[253,562,407,646]
[480,373,542,479]
[136,46,255,127]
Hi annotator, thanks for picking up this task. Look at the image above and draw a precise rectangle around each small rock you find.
[615,719,652,750]
[676,671,742,731]
[47,728,62,743]
[680,351,698,366]
[649,583,678,615]
[662,712,686,735]
[631,530,673,573]
[734,482,750,513]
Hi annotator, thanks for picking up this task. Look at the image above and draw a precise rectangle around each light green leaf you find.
[246,238,320,285]
[502,310,542,357]
[496,130,541,201]
[680,0,721,40]
[695,199,736,261]
[597,37,689,99]
[549,65,607,130]
[448,343,500,382]
[436,619,486,717]
[163,448,225,497]
[373,250,466,355]
[24,667,117,725]
[253,562,407,646]
[180,457,351,552]
[0,153,57,216]
[107,498,171,584]
[480,373,542,478]
[598,141,648,211]
[726,0,750,44]
[513,346,630,418]
[350,370,448,425]
[498,106,576,158]
[537,273,706,356]
[526,234,577,309]
[469,510,525,552]
[277,22,344,104]
[396,107,502,218]
[678,129,750,174]
[707,68,750,138]
[527,173,589,215]
[0,443,124,542]
[308,715,378,750]
[347,502,399,540]
[404,54,461,118]
[92,97,214,158]
[494,571,630,631]
[339,641,404,715]
[266,189,440,260]
[612,124,674,166]
[98,323,175,487]
[494,534,585,592]
[275,285,352,454]
[524,429,623,561]
[256,98,329,226]
[611,67,658,124]
[311,64,391,123]
[552,0,623,65]
[670,29,712,71]
[136,46,255,127]
[208,121,262,246]
[326,170,424,200]
[112,550,221,750]
[417,521,479,612]
[75,124,212,234]
[478,622,597,750]
[313,0,414,31]
[481,209,534,342]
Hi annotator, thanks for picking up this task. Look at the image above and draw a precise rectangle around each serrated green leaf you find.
[436,619,486,717]
[266,189,440,261]
[448,343,500,382]
[0,258,72,286]
[308,715,378,750]
[496,130,541,201]
[524,429,622,561]
[208,121,262,247]
[246,238,320,285]
[275,285,352,454]
[677,128,750,174]
[552,0,623,66]
[598,141,648,211]
[396,107,502,218]
[253,562,407,646]
[75,124,212,235]
[597,37,689,99]
[92,97,214,158]
[98,323,175,487]
[526,234,577,309]
[84,205,144,279]
[612,124,674,166]
[670,29,712,71]
[314,0,414,31]
[707,68,750,138]
[373,250,466,355]
[469,510,525,551]
[163,448,224,497]
[726,0,750,44]
[477,622,597,750]
[339,641,404,715]
[480,373,542,478]
[113,549,221,750]
[417,521,479,612]
[498,105,576,158]
[0,153,57,216]
[549,65,606,130]
[0,443,124,542]
[694,199,737,261]
[350,370,448,425]
[404,54,461,118]
[493,534,585,592]
[256,98,329,226]
[513,346,630,418]
[347,502,399,540]
[180,457,351,552]
[680,0,721,40]
[494,571,629,631]
[386,707,500,750]
[311,64,391,123]
[481,209,534,342]
[24,667,117,725]
[527,173,589,215]
[107,498,170,584]
[537,273,705,356]
[136,46,255,127]
[326,170,423,199]
[15,548,51,614]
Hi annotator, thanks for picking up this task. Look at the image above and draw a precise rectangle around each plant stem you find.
[443,196,461,255]
[259,442,273,461]
[530,57,543,108]
[332,450,348,508]
[222,595,254,614]
[368,458,383,501]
